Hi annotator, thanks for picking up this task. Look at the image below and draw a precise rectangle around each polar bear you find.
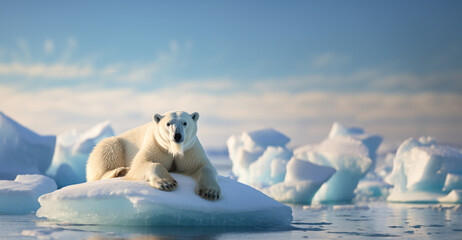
[86,111,221,200]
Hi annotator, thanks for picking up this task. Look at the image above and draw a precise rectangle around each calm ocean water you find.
[2,155,462,239]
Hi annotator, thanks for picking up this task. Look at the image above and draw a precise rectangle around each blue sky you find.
[1,1,461,149]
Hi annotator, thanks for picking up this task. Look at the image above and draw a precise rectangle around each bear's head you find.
[153,111,199,157]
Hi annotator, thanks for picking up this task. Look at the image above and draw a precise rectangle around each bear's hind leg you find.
[101,166,130,179]
[86,137,126,181]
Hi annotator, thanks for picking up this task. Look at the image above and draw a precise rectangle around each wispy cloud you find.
[311,53,350,69]
[44,39,54,55]
[0,39,184,84]
[0,63,95,79]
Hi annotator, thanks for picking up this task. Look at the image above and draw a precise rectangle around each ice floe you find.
[0,175,57,214]
[37,173,292,226]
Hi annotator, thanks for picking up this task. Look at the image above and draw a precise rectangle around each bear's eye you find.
[166,123,171,127]
[183,122,187,126]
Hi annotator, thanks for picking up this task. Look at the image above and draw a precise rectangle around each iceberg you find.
[245,146,292,186]
[438,190,462,203]
[0,112,55,179]
[0,175,57,214]
[227,124,380,204]
[443,173,462,192]
[386,137,462,203]
[262,157,335,204]
[295,137,373,203]
[226,129,335,204]
[46,121,114,187]
[37,174,292,227]
[227,128,290,179]
[354,179,392,201]
[328,122,382,161]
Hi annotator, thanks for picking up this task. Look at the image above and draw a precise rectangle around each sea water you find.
[2,203,462,239]
[2,156,462,239]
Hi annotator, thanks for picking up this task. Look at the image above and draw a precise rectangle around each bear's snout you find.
[173,133,183,143]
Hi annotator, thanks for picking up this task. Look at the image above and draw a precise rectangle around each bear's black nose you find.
[174,133,183,143]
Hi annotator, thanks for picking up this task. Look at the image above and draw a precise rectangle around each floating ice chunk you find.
[227,128,290,180]
[438,190,462,203]
[242,128,290,150]
[295,137,372,203]
[244,146,292,185]
[0,112,55,179]
[46,121,114,187]
[355,179,392,201]
[37,174,292,227]
[386,137,462,202]
[328,122,382,160]
[0,175,57,214]
[262,157,335,204]
[443,173,462,192]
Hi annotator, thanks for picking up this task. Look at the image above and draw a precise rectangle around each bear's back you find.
[119,122,153,163]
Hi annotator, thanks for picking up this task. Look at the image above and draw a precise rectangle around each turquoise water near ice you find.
[2,155,462,239]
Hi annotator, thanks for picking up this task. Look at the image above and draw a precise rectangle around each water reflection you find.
[36,219,296,240]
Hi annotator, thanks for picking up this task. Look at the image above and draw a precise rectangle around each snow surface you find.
[0,175,57,214]
[46,121,114,187]
[386,137,462,203]
[37,173,292,227]
[0,112,55,179]
[295,137,373,203]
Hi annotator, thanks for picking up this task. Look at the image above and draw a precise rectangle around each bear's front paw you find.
[149,177,177,191]
[195,182,221,201]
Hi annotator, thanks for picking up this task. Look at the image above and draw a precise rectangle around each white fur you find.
[86,111,221,200]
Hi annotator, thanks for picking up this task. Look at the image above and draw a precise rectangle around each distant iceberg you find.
[0,175,57,214]
[37,174,292,227]
[386,137,462,203]
[227,128,336,204]
[0,112,56,179]
[328,122,382,161]
[262,157,335,204]
[227,128,291,182]
[227,124,382,204]
[295,137,373,203]
[46,121,114,187]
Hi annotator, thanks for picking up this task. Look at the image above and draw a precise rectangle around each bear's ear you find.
[191,112,199,122]
[153,114,163,123]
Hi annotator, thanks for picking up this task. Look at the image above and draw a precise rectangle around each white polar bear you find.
[86,111,221,200]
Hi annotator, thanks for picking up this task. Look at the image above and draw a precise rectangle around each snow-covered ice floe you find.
[0,112,55,179]
[0,175,57,214]
[37,174,292,227]
[386,137,462,203]
[46,121,114,187]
